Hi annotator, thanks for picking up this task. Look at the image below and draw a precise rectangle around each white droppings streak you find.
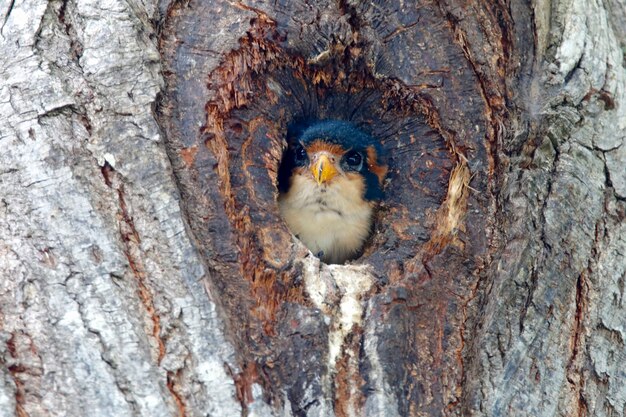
[326,264,374,372]
[302,256,329,314]
[303,257,374,372]
[302,256,375,417]
[363,302,402,417]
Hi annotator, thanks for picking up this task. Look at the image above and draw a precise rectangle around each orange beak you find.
[310,154,338,185]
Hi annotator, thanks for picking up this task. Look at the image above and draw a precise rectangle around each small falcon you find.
[277,120,388,264]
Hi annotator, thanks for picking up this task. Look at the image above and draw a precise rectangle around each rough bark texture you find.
[0,0,241,416]
[1,1,625,417]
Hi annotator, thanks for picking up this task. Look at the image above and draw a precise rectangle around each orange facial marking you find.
[305,140,345,156]
[366,146,388,184]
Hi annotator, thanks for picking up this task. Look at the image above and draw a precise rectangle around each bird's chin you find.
[278,173,374,263]
[314,182,331,192]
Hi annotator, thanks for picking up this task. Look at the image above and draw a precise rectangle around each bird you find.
[277,120,388,264]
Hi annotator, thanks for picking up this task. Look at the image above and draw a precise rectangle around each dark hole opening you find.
[207,45,454,271]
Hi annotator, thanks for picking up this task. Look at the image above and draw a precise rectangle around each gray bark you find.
[465,1,626,415]
[0,0,241,416]
[0,1,624,417]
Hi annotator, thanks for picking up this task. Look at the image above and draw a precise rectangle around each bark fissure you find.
[6,332,30,417]
[100,162,187,415]
[166,370,187,417]
[101,163,164,359]
[0,0,16,35]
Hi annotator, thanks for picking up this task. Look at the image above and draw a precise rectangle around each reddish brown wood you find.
[159,0,526,414]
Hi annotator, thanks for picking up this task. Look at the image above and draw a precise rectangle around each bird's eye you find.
[344,151,362,168]
[294,145,307,162]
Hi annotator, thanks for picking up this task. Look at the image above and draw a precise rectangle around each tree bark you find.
[1,0,624,417]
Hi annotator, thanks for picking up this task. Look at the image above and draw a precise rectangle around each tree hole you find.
[202,28,455,276]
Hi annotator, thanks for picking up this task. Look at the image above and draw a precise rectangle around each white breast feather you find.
[278,173,373,264]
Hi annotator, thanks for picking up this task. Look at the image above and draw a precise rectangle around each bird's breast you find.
[278,174,374,263]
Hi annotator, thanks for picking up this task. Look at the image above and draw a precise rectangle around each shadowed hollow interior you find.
[204,35,455,276]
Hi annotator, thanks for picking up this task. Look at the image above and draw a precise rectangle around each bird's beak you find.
[310,154,338,185]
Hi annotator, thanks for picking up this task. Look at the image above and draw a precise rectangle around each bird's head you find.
[277,120,387,201]
[277,120,388,263]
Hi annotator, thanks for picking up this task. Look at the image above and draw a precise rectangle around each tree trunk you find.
[1,0,624,416]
